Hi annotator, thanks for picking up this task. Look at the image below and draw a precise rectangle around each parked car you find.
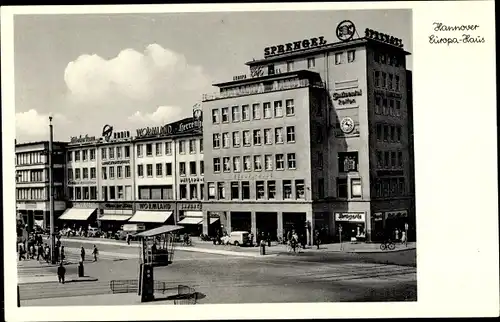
[87,227,101,238]
[227,231,251,246]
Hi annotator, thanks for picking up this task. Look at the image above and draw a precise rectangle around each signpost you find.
[339,225,343,251]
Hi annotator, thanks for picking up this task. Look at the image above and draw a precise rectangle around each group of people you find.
[17,233,66,264]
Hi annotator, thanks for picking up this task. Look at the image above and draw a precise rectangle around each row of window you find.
[137,139,203,158]
[101,166,131,180]
[212,99,295,124]
[16,170,45,183]
[374,71,401,91]
[69,168,97,180]
[68,186,99,200]
[16,152,45,166]
[213,126,296,149]
[336,177,362,199]
[207,179,305,200]
[374,52,403,67]
[137,161,204,178]
[16,187,64,200]
[374,177,406,198]
[375,123,403,143]
[375,96,402,117]
[334,50,356,65]
[376,150,404,169]
[213,153,297,173]
[69,149,98,162]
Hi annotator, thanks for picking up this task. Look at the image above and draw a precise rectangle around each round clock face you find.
[340,117,355,133]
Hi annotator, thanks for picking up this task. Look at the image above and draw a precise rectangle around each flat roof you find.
[245,37,411,66]
[213,69,321,88]
[15,140,67,148]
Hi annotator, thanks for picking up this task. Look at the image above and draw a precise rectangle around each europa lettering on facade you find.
[135,118,202,139]
[264,36,327,57]
[365,28,404,48]
[69,135,97,144]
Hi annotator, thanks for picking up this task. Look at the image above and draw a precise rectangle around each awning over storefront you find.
[99,214,132,221]
[59,208,97,221]
[178,217,203,225]
[209,218,220,224]
[128,211,173,223]
[184,211,203,218]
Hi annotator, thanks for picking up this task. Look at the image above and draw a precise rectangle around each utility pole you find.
[49,116,56,264]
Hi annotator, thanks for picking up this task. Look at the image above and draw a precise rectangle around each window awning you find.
[99,214,132,221]
[128,211,173,223]
[178,217,203,225]
[59,208,97,221]
[209,218,220,224]
[184,211,203,218]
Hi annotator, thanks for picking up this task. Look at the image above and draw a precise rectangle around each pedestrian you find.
[60,246,65,263]
[92,245,99,262]
[249,232,254,247]
[80,246,86,263]
[44,244,50,263]
[18,244,26,261]
[57,262,66,284]
[29,244,35,260]
[286,230,292,244]
[126,233,131,245]
[315,230,321,249]
[267,232,271,247]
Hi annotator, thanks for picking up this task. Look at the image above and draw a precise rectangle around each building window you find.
[90,149,96,161]
[124,146,130,158]
[109,166,115,179]
[163,163,171,176]
[100,167,107,180]
[262,128,273,145]
[145,144,152,157]
[68,168,73,180]
[223,157,231,172]
[377,151,383,168]
[263,102,272,118]
[390,125,396,142]
[179,141,186,154]
[137,145,143,158]
[241,104,250,121]
[389,99,395,116]
[137,164,143,177]
[376,124,383,141]
[212,109,220,124]
[180,184,187,199]
[243,156,252,171]
[231,182,239,200]
[337,178,348,198]
[351,178,362,198]
[212,133,221,149]
[200,139,203,153]
[253,155,262,171]
[397,127,402,142]
[232,106,240,122]
[179,162,186,176]
[125,165,131,178]
[264,180,275,199]
[82,187,90,200]
[82,168,89,179]
[255,181,265,199]
[243,130,251,146]
[396,100,401,116]
[388,74,393,90]
[188,139,195,154]
[220,132,229,148]
[200,183,204,200]
[395,75,400,91]
[347,50,355,63]
[117,166,123,179]
[90,186,97,200]
[82,150,88,162]
[381,53,386,64]
[382,72,387,88]
[287,153,297,169]
[318,178,325,199]
[208,182,216,200]
[274,101,283,117]
[146,164,153,177]
[384,151,390,168]
[221,107,229,123]
[67,151,73,162]
[382,98,388,115]
[242,181,250,200]
[156,163,163,177]
[117,186,124,200]
[155,143,162,156]
[108,148,115,160]
[285,99,295,116]
[317,151,324,169]
[217,182,226,200]
[286,126,296,143]
[307,57,315,69]
[261,155,272,171]
[338,152,358,172]
[374,71,380,87]
[116,147,122,159]
[295,180,305,199]
[286,61,294,72]
[398,151,403,168]
[232,131,241,147]
[165,142,172,155]
[229,156,239,172]
[398,177,405,195]
[188,161,196,176]
[335,52,343,65]
[281,180,292,199]
[384,125,389,141]
[275,154,285,170]
[189,184,198,200]
[375,96,382,114]
[391,151,397,168]
[253,129,262,145]
[213,158,221,173]
[275,127,284,144]
[74,168,81,180]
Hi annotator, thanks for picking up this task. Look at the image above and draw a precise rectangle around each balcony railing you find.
[203,78,324,101]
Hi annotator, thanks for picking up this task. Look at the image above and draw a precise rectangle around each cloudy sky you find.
[14,9,412,142]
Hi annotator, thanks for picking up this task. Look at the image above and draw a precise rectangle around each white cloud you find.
[16,109,69,140]
[128,105,190,126]
[64,44,211,102]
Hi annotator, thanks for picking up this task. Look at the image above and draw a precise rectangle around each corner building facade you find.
[202,26,415,244]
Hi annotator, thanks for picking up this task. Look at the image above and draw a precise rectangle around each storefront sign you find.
[373,212,384,221]
[101,160,130,166]
[102,202,133,210]
[365,28,404,48]
[208,212,224,218]
[336,20,356,42]
[68,180,97,185]
[233,173,273,180]
[69,135,97,144]
[178,203,202,211]
[385,210,408,219]
[332,89,362,106]
[264,36,327,57]
[335,212,365,222]
[137,202,173,211]
[72,202,98,209]
[233,75,247,81]
[136,117,202,139]
[179,177,204,184]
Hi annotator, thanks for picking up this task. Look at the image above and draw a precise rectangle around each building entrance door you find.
[256,212,278,240]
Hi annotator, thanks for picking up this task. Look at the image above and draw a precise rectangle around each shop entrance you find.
[256,212,278,240]
[282,212,306,241]
[230,212,251,232]
[337,222,366,242]
[314,212,333,243]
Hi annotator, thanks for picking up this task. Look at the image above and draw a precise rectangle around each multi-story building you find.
[201,21,415,243]
[15,140,66,231]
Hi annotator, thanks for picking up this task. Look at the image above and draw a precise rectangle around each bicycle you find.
[380,240,396,250]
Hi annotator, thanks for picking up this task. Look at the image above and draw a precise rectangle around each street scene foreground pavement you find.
[18,237,417,305]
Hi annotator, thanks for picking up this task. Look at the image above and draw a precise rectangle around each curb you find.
[176,246,277,258]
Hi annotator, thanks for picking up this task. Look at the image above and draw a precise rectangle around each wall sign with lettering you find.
[68,180,97,185]
[103,202,133,210]
[71,202,98,209]
[136,117,202,139]
[178,203,202,211]
[101,160,130,166]
[137,202,173,211]
[179,177,204,184]
[365,28,404,48]
[332,89,363,106]
[264,36,327,57]
[335,212,365,222]
[69,135,97,144]
[233,75,247,81]
[385,210,408,219]
[233,173,273,180]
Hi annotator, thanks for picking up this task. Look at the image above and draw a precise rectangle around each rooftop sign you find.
[264,36,327,57]
[135,117,202,139]
[69,134,97,144]
[365,28,404,48]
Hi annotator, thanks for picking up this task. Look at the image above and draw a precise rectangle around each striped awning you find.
[59,208,97,221]
[99,214,132,221]
[128,211,173,223]
[178,217,203,225]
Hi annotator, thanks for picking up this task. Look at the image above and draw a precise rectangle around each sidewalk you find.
[20,292,181,306]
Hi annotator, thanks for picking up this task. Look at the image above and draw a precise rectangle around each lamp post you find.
[48,116,56,264]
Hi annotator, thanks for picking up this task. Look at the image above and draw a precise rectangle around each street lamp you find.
[48,116,56,264]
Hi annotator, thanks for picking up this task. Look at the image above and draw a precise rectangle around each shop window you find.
[180,185,187,199]
[295,180,305,199]
[233,157,241,172]
[165,142,172,155]
[212,109,220,124]
[162,186,173,200]
[287,153,296,169]
[318,178,325,199]
[242,181,250,200]
[337,178,348,199]
[217,182,226,200]
[190,184,198,200]
[223,157,231,172]
[137,145,143,158]
[146,164,153,177]
[190,161,197,175]
[256,181,265,200]
[221,107,229,123]
[351,178,362,198]
[275,127,284,144]
[243,104,251,121]
[263,102,272,118]
[109,186,116,200]
[243,156,252,171]
[338,152,358,172]
[231,182,240,200]
[275,154,285,170]
[179,141,186,154]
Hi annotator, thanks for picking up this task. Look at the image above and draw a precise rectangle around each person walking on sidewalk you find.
[80,246,86,263]
[18,244,26,261]
[315,230,321,250]
[57,262,66,284]
[60,246,65,263]
[92,245,99,262]
[44,244,50,263]
[126,233,131,245]
[37,244,44,261]
[267,232,271,247]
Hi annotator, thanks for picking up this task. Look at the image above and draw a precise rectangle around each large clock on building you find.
[340,117,355,134]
